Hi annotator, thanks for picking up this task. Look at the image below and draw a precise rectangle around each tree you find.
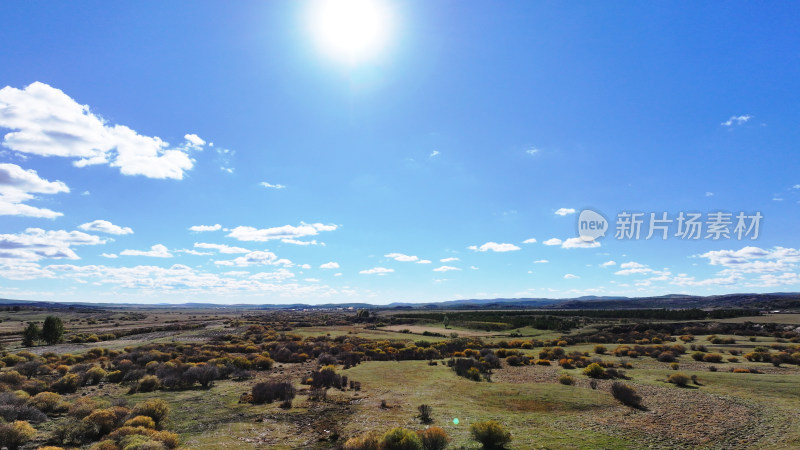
[41,316,64,345]
[22,322,40,347]
[17,360,43,380]
[442,315,450,329]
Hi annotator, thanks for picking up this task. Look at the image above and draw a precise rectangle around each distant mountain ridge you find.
[1,292,799,311]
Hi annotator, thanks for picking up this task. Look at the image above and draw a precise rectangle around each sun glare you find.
[309,0,393,64]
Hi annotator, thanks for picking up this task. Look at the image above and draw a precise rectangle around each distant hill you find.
[0,293,798,311]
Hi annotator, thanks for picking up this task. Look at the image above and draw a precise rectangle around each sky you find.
[1,1,799,304]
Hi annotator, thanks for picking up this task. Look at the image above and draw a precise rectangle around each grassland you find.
[2,306,800,449]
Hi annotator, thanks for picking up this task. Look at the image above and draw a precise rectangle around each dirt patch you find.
[381,325,493,337]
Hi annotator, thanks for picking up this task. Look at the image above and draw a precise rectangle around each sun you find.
[308,0,393,64]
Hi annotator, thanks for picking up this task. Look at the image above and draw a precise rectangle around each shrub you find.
[668,373,691,387]
[417,404,433,424]
[136,375,160,393]
[185,364,219,388]
[380,427,423,450]
[610,382,642,409]
[0,404,48,423]
[505,355,522,366]
[124,416,156,429]
[51,373,81,394]
[594,345,607,355]
[20,378,48,396]
[703,353,723,363]
[89,440,120,450]
[670,362,679,370]
[657,352,675,363]
[254,356,275,370]
[83,408,118,438]
[1,355,26,367]
[131,399,170,429]
[0,370,24,385]
[117,435,165,450]
[417,426,450,450]
[28,391,67,414]
[86,366,107,385]
[558,374,575,386]
[251,382,295,404]
[691,351,705,361]
[0,420,36,449]
[69,397,100,419]
[343,431,381,450]
[470,420,511,449]
[583,363,605,378]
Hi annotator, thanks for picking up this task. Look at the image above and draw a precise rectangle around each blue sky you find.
[1,1,799,304]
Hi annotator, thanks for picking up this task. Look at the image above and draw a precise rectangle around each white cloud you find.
[177,249,212,256]
[194,242,250,254]
[721,115,752,127]
[214,250,291,267]
[39,263,329,296]
[250,268,295,281]
[101,253,118,259]
[417,259,432,264]
[433,265,461,272]
[359,267,394,275]
[120,244,173,258]
[555,208,576,216]
[620,261,647,269]
[189,224,222,232]
[468,242,521,252]
[522,238,537,244]
[385,252,419,262]
[430,150,440,157]
[705,192,714,197]
[601,260,616,267]
[440,257,459,262]
[533,259,549,264]
[0,262,55,280]
[671,274,742,287]
[563,273,579,279]
[227,222,337,243]
[543,238,562,246]
[750,272,800,287]
[526,148,539,155]
[0,228,106,261]
[78,219,133,235]
[0,163,69,218]
[561,237,600,249]
[320,261,340,269]
[281,238,321,246]
[0,82,202,179]
[260,182,286,189]
[184,134,205,147]
[698,246,800,274]
[300,263,311,269]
